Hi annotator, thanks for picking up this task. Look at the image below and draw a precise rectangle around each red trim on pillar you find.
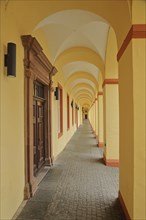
[98,142,104,148]
[103,153,119,167]
[119,191,131,220]
[98,92,103,96]
[117,24,146,61]
[102,79,119,88]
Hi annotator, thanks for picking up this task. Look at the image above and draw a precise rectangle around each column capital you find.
[25,69,37,80]
[102,79,119,88]
[98,91,103,96]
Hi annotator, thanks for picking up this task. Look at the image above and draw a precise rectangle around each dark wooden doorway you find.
[21,35,57,199]
[33,82,45,175]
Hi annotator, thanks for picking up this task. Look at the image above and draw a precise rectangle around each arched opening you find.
[1,1,145,220]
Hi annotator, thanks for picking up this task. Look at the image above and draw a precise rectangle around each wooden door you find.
[33,99,45,175]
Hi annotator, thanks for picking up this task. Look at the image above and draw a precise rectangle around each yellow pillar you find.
[90,104,94,132]
[95,98,98,140]
[93,101,96,133]
[118,24,146,219]
[103,80,119,167]
[98,92,104,147]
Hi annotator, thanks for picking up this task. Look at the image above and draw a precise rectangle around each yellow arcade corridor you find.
[0,1,146,220]
[16,120,126,220]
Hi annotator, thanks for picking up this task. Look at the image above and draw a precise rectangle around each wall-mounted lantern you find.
[4,42,16,77]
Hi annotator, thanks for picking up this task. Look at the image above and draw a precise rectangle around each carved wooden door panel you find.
[33,100,37,173]
[33,99,45,175]
[37,100,45,169]
[33,82,45,175]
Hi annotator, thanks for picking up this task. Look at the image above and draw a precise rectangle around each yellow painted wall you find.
[95,99,99,137]
[119,38,146,220]
[0,2,25,219]
[52,76,78,158]
[92,103,95,132]
[104,85,119,160]
[119,42,134,219]
[132,0,146,24]
[131,2,146,217]
[104,26,119,161]
[103,90,106,146]
[133,39,146,219]
[104,27,118,79]
[98,94,104,145]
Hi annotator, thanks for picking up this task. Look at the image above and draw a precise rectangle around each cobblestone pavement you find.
[17,120,126,220]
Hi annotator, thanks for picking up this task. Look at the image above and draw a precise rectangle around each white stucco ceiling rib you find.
[34,9,109,62]
[33,9,110,107]
[75,92,93,100]
[34,10,108,30]
[62,61,99,82]
[73,89,94,100]
[71,87,94,96]
[68,78,96,92]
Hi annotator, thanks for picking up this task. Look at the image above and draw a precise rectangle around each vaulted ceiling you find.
[34,9,110,110]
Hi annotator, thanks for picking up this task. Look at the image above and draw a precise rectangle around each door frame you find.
[21,35,57,199]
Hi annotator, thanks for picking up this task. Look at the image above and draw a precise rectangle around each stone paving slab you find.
[17,120,126,220]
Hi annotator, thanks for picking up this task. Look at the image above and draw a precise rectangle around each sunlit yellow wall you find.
[133,39,146,219]
[131,2,146,217]
[119,41,134,219]
[104,85,119,160]
[119,38,146,220]
[132,0,146,219]
[132,0,146,24]
[98,94,104,145]
[104,27,119,161]
[0,2,25,219]
[79,106,83,124]
[95,99,98,136]
[119,1,146,218]
[103,90,106,145]
[51,73,79,158]
[104,27,118,79]
[93,103,95,132]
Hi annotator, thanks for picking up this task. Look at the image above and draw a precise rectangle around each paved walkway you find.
[17,120,125,220]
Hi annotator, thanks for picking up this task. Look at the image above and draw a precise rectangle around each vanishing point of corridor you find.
[17,120,125,220]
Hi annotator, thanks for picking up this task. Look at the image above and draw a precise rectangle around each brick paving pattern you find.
[17,120,126,220]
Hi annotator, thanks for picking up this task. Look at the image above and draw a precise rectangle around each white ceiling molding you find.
[71,87,94,97]
[67,78,97,92]
[34,9,109,63]
[75,92,93,101]
[73,89,94,99]
[62,61,99,82]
